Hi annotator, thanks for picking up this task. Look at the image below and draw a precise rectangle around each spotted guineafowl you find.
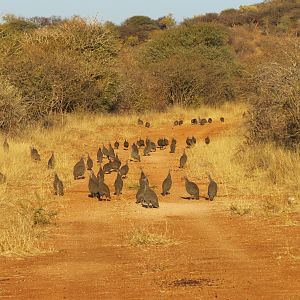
[124,140,129,150]
[73,157,85,180]
[114,172,123,195]
[205,137,210,145]
[53,173,64,196]
[88,170,100,199]
[30,147,41,161]
[97,147,103,163]
[119,160,129,178]
[48,152,55,169]
[208,175,218,201]
[3,138,9,153]
[179,150,187,168]
[184,176,200,200]
[162,170,172,196]
[87,154,93,170]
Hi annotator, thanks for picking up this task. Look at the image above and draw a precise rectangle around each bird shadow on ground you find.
[180,196,208,200]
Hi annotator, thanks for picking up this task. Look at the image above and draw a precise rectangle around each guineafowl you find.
[103,161,112,174]
[102,144,109,158]
[179,120,183,125]
[48,152,55,169]
[191,118,198,125]
[205,137,210,145]
[0,172,7,184]
[108,144,115,158]
[186,137,193,147]
[139,169,149,189]
[110,155,121,172]
[88,170,100,199]
[191,136,196,145]
[3,138,9,153]
[170,138,176,153]
[73,157,85,180]
[208,118,212,123]
[131,144,140,162]
[53,173,64,196]
[179,150,187,168]
[124,140,129,150]
[220,117,225,122]
[99,179,111,200]
[30,147,41,161]
[114,141,119,149]
[143,179,159,208]
[114,172,123,195]
[208,175,218,201]
[97,165,105,182]
[97,148,103,163]
[184,176,200,200]
[119,161,129,178]
[137,138,145,148]
[174,120,179,126]
[162,170,172,196]
[150,141,156,152]
[87,154,93,170]
[145,122,150,128]
[138,118,143,125]
[143,143,151,156]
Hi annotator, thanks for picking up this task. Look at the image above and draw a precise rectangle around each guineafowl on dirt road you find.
[208,174,218,201]
[99,179,111,201]
[179,150,187,168]
[170,138,176,153]
[87,154,93,170]
[97,165,105,182]
[88,170,100,199]
[123,140,129,150]
[114,141,119,149]
[131,143,141,162]
[114,172,123,196]
[119,160,129,178]
[73,157,85,180]
[53,173,64,196]
[162,170,172,196]
[184,176,200,200]
[205,137,210,145]
[142,179,159,208]
[97,147,103,163]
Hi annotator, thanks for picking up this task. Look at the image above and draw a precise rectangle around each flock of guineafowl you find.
[0,116,225,208]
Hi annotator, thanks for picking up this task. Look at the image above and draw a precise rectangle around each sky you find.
[0,0,260,24]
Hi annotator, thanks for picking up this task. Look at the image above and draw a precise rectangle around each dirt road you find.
[1,120,299,299]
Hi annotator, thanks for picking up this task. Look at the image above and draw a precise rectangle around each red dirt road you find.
[1,121,299,299]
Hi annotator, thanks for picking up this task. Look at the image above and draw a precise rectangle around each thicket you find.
[0,16,120,132]
[247,37,300,149]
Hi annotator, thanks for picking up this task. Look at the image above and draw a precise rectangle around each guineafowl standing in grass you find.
[208,118,212,123]
[119,160,129,178]
[124,140,129,150]
[3,138,9,153]
[137,138,145,148]
[53,173,64,196]
[87,154,93,170]
[150,141,156,152]
[139,169,149,189]
[97,147,103,163]
[205,137,210,145]
[0,172,7,184]
[88,170,100,199]
[179,150,187,168]
[170,138,176,153]
[48,152,55,169]
[220,117,225,122]
[162,170,172,196]
[174,120,179,126]
[208,175,218,201]
[30,147,41,161]
[114,141,119,149]
[114,172,123,195]
[110,155,121,172]
[138,118,143,125]
[179,120,183,125]
[186,137,193,148]
[73,157,85,180]
[184,176,200,200]
[191,118,198,125]
[145,122,150,128]
[192,136,196,145]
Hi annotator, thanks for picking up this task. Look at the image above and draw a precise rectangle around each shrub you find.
[0,76,27,132]
[247,38,300,149]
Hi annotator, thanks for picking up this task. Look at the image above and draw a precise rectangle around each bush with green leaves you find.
[138,23,239,106]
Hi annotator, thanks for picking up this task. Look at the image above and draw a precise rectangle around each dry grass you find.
[126,222,176,247]
[187,119,300,216]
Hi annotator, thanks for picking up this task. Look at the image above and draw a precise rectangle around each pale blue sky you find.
[0,0,260,24]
